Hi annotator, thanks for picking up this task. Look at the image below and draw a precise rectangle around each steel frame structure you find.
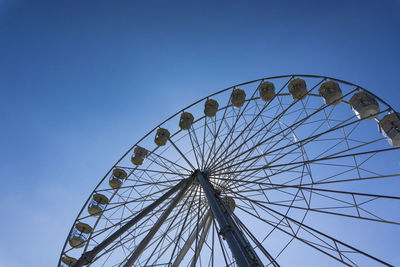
[60,75,400,267]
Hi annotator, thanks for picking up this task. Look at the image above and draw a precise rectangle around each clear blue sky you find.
[0,0,399,266]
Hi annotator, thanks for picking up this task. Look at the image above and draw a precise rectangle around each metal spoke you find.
[230,189,393,266]
[123,178,192,266]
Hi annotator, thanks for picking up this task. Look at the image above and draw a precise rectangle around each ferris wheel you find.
[59,75,400,267]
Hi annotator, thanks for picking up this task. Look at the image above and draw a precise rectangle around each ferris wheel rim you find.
[59,74,400,267]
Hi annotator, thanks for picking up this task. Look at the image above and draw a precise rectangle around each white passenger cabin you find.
[222,196,236,213]
[131,146,148,166]
[204,99,219,117]
[379,113,400,147]
[88,193,109,216]
[349,92,380,120]
[69,222,92,248]
[179,112,194,130]
[61,256,77,267]
[318,81,343,105]
[231,89,246,108]
[155,128,170,146]
[258,81,275,102]
[288,78,307,100]
[109,168,127,189]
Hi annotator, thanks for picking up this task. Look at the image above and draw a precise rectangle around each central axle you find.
[195,171,264,267]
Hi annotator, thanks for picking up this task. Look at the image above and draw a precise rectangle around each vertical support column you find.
[123,179,192,267]
[172,210,212,267]
[196,171,263,267]
[190,214,213,267]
